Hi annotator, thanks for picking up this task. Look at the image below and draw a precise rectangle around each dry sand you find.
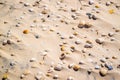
[0,0,120,80]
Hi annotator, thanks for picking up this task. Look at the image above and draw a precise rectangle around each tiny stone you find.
[100,58,106,63]
[92,15,97,20]
[81,49,87,53]
[71,8,76,12]
[16,24,20,27]
[117,65,120,69]
[78,21,92,28]
[95,65,100,69]
[71,14,77,20]
[2,40,7,46]
[35,75,42,80]
[2,73,8,80]
[67,76,74,80]
[7,40,11,44]
[112,56,117,59]
[20,74,25,79]
[30,24,35,28]
[28,8,34,12]
[75,40,81,44]
[84,43,93,48]
[88,0,94,5]
[42,27,47,31]
[99,68,108,76]
[23,70,31,75]
[87,70,92,75]
[95,38,104,44]
[24,3,30,7]
[110,38,115,41]
[69,35,75,39]
[53,75,59,79]
[23,30,29,34]
[35,72,45,80]
[70,46,76,52]
[10,61,16,66]
[54,64,63,71]
[47,67,54,73]
[106,2,111,6]
[73,64,80,71]
[59,53,66,60]
[108,32,114,37]
[79,60,85,65]
[35,35,40,39]
[68,64,74,69]
[30,58,37,62]
[105,63,113,70]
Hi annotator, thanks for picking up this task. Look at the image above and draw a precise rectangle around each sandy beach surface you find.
[0,0,120,80]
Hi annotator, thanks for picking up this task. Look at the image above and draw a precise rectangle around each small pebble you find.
[92,15,97,20]
[95,38,104,44]
[105,63,113,70]
[106,1,111,6]
[67,76,74,80]
[100,58,106,63]
[35,72,45,80]
[112,56,117,59]
[78,21,92,28]
[109,9,114,14]
[84,43,93,48]
[20,74,25,79]
[47,67,54,73]
[60,45,65,51]
[79,60,85,64]
[30,58,37,62]
[23,70,31,75]
[88,0,94,5]
[117,65,120,69]
[69,35,75,39]
[54,64,63,71]
[75,40,81,45]
[2,73,8,80]
[7,40,11,44]
[59,53,66,60]
[70,46,76,52]
[24,3,30,7]
[68,63,74,69]
[16,24,20,27]
[34,34,40,39]
[10,61,16,66]
[23,30,29,34]
[99,68,108,76]
[73,64,80,71]
[108,32,114,37]
[53,75,59,79]
[110,37,115,41]
[2,40,7,46]
[28,8,34,12]
[95,65,100,69]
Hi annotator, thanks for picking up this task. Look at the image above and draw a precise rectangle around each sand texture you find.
[0,0,120,80]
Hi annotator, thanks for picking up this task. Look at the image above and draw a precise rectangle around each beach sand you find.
[0,0,120,80]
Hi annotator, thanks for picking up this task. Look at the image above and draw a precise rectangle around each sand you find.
[0,0,120,80]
